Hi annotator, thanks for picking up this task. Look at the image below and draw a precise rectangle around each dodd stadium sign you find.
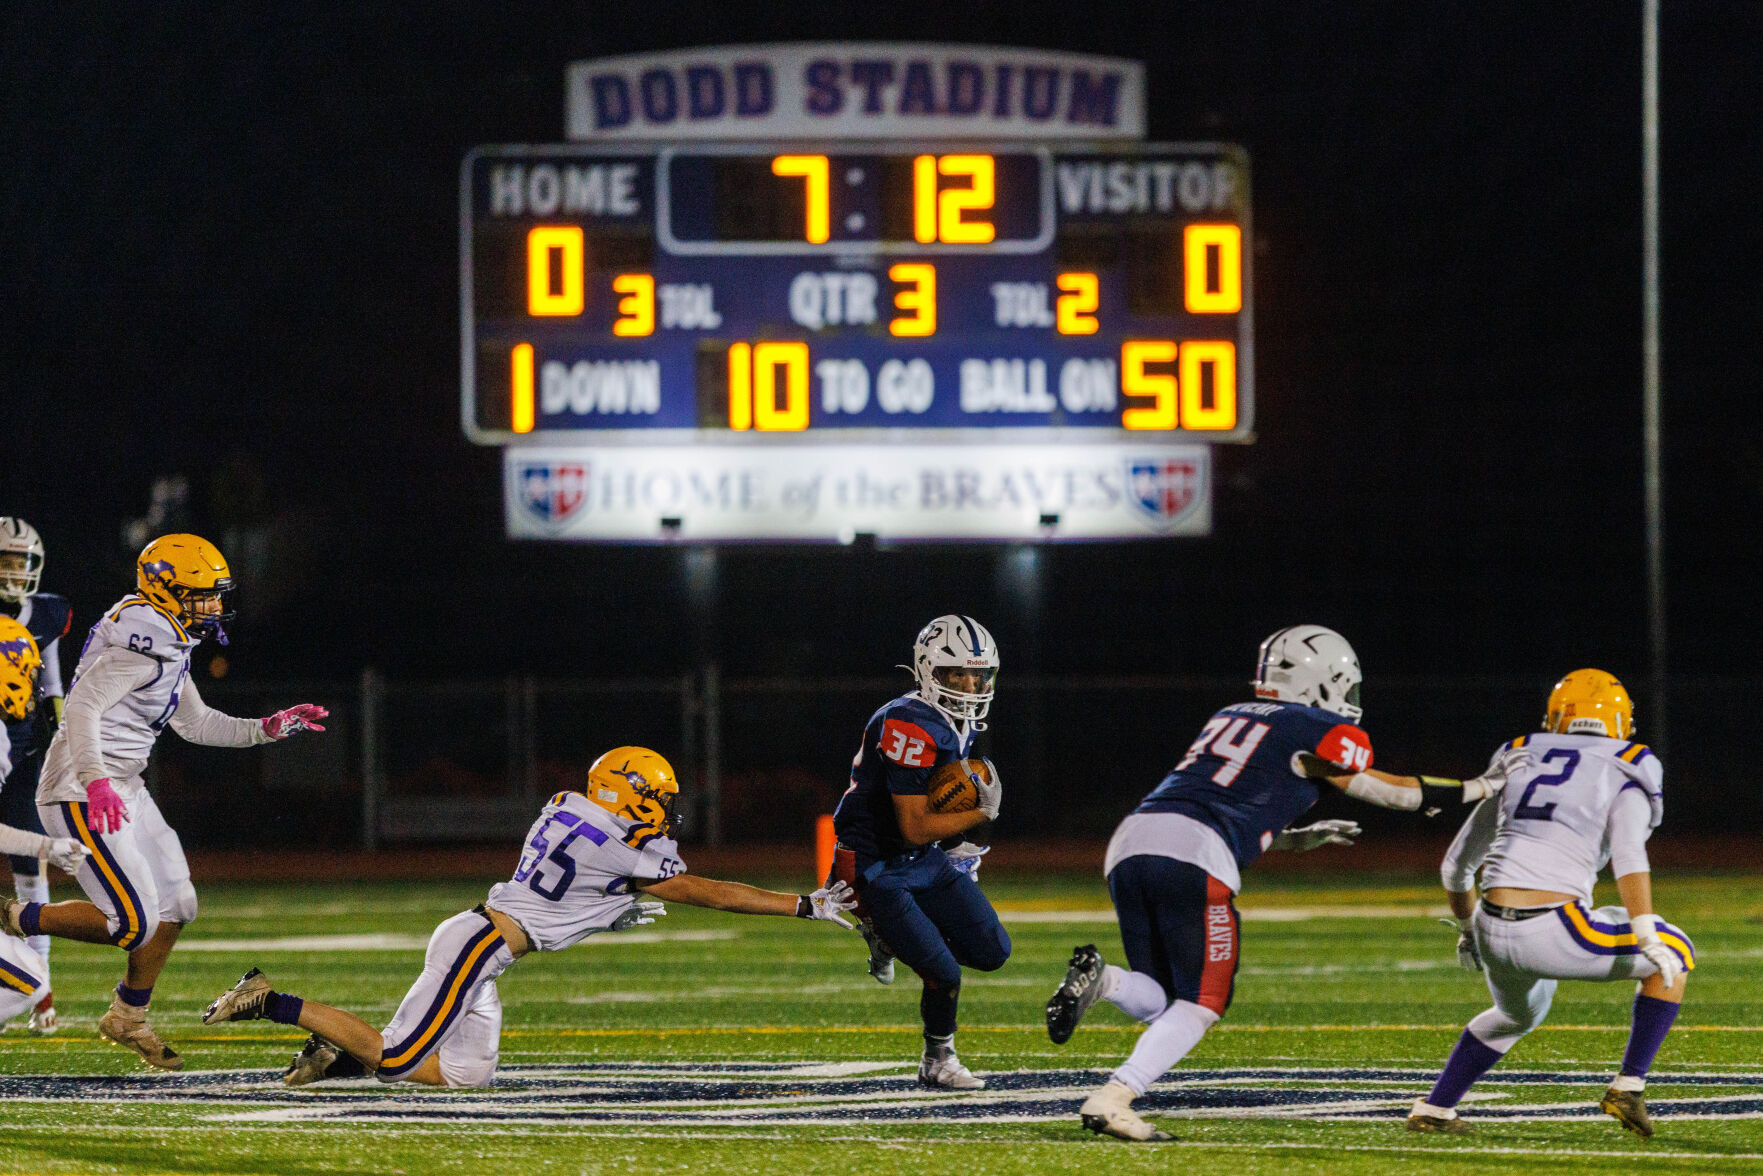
[504,445,1209,544]
[566,44,1145,141]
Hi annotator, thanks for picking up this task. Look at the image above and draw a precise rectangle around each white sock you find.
[1111,999,1219,1094]
[14,873,50,971]
[1411,1100,1458,1118]
[1610,1074,1645,1093]
[1102,965,1169,1023]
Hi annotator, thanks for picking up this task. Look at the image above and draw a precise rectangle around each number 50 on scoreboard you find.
[461,142,1252,444]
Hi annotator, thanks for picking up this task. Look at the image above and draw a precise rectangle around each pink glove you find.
[262,704,329,740]
[85,778,128,834]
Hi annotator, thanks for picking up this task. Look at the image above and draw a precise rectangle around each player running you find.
[1406,669,1692,1138]
[0,518,72,1033]
[0,534,328,1069]
[202,746,857,1088]
[1043,625,1529,1141]
[0,619,91,1027]
[828,615,1010,1091]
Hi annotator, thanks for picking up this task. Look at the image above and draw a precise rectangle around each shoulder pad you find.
[881,696,961,747]
[1616,741,1655,767]
[101,597,192,659]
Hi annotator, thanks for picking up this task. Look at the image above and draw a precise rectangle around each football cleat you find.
[1046,943,1105,1044]
[284,1034,341,1086]
[858,919,896,985]
[918,1051,985,1090]
[1405,1106,1471,1134]
[27,992,56,1036]
[203,967,272,1024]
[1600,1087,1654,1137]
[1079,1081,1172,1141]
[0,898,24,938]
[98,997,182,1070]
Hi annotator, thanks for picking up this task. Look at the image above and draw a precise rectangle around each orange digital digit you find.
[771,155,831,244]
[888,263,936,337]
[510,343,535,434]
[912,155,939,245]
[1056,272,1100,335]
[936,155,996,244]
[727,342,752,430]
[1179,341,1237,429]
[1121,340,1178,430]
[526,226,584,316]
[611,273,655,337]
[1184,224,1242,313]
[728,341,810,431]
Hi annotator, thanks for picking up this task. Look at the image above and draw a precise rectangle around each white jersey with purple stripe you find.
[42,595,194,782]
[1477,732,1663,902]
[484,790,686,952]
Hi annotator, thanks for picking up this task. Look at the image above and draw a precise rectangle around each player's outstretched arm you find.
[1296,747,1527,814]
[638,874,857,926]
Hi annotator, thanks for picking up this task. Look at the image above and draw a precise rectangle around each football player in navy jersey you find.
[0,519,72,1034]
[829,615,1010,1090]
[1043,625,1531,1141]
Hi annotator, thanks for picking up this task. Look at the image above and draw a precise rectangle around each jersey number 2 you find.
[1175,717,1271,786]
[1513,749,1580,821]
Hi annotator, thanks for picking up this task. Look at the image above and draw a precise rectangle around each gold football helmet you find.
[0,616,41,722]
[137,533,234,641]
[1544,668,1633,740]
[585,746,681,833]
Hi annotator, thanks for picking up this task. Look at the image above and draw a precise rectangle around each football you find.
[926,758,992,814]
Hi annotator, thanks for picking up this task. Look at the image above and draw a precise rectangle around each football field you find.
[2,869,1760,1175]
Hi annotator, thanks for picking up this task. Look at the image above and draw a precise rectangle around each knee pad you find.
[440,1058,498,1089]
[915,959,964,989]
[969,925,1012,972]
[162,881,198,925]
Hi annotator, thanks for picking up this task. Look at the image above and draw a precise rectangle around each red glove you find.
[262,704,329,740]
[85,778,128,834]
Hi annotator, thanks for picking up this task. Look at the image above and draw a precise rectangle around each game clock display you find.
[461,142,1251,444]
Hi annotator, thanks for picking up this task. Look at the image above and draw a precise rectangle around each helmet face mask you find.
[0,518,45,604]
[1253,625,1364,722]
[0,617,42,722]
[912,615,1000,725]
[136,534,235,643]
[1544,669,1633,740]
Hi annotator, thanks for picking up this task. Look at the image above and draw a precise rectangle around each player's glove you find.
[797,880,858,927]
[1631,914,1682,990]
[45,837,91,874]
[1270,819,1361,852]
[84,778,128,834]
[945,841,990,879]
[973,758,1003,821]
[262,704,329,740]
[611,900,666,932]
[1440,916,1482,971]
[1462,746,1531,802]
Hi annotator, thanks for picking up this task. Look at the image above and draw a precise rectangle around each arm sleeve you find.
[66,647,163,787]
[0,822,50,859]
[169,677,271,747]
[1440,797,1500,891]
[1606,785,1654,879]
[38,636,64,699]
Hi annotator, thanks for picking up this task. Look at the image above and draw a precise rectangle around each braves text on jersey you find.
[1132,700,1374,872]
[485,790,687,952]
[833,694,974,869]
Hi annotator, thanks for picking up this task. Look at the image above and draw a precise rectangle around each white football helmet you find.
[1253,625,1363,721]
[912,615,999,725]
[0,518,45,604]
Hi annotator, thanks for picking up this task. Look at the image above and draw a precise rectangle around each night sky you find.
[4,3,1760,822]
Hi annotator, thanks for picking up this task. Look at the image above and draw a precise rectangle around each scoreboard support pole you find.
[1642,0,1667,755]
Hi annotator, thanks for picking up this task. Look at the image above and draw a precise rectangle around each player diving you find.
[1407,669,1691,1138]
[202,746,858,1087]
[0,619,91,1029]
[827,615,1010,1090]
[0,534,329,1069]
[0,518,72,1032]
[1043,625,1531,1141]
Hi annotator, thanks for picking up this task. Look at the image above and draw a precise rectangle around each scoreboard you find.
[463,143,1249,443]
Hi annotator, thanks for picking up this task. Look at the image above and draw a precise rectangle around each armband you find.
[1417,775,1465,817]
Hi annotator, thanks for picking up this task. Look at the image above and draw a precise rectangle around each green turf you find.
[2,868,1759,1175]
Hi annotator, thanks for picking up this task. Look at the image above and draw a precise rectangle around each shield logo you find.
[1126,457,1204,528]
[516,463,589,526]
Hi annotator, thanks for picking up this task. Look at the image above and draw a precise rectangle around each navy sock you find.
[116,983,152,1008]
[920,981,959,1040]
[19,902,42,937]
[1620,994,1680,1079]
[1426,1029,1504,1108]
[263,992,305,1026]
